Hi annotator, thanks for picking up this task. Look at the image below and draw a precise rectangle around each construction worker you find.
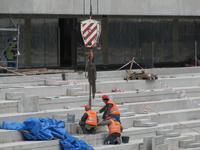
[99,95,120,122]
[79,105,98,134]
[98,117,123,145]
[86,49,96,99]
[4,37,17,68]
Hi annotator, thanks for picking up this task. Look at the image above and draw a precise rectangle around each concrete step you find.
[2,67,200,84]
[2,73,200,99]
[0,140,60,150]
[180,140,200,148]
[166,133,196,150]
[4,85,200,113]
[121,112,135,117]
[38,89,180,110]
[95,140,142,150]
[0,109,76,122]
[0,101,18,114]
[156,128,181,138]
[174,86,200,98]
[0,84,80,99]
[121,107,200,129]
[133,119,158,127]
[1,68,200,91]
[185,148,200,150]
[125,97,200,114]
[94,75,200,93]
[38,93,200,120]
[0,139,141,150]
[0,118,200,146]
[0,81,45,88]
[1,104,200,130]
[0,130,23,143]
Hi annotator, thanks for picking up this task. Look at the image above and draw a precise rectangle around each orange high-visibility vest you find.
[107,99,120,115]
[108,119,121,135]
[86,110,97,126]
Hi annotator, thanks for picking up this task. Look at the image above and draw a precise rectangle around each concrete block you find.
[156,128,172,135]
[121,116,137,128]
[44,80,68,86]
[0,130,24,143]
[121,112,135,117]
[52,114,68,122]
[143,122,158,127]
[82,134,98,146]
[5,92,25,113]
[5,92,25,100]
[155,144,168,150]
[66,114,75,123]
[0,140,61,150]
[152,135,164,146]
[143,136,153,150]
[165,132,181,138]
[133,119,149,126]
[179,140,200,148]
[133,119,157,127]
[0,101,18,114]
[156,129,180,138]
[95,140,142,150]
[23,96,39,112]
[139,144,145,150]
[179,139,195,148]
[66,87,83,96]
[186,142,200,148]
[165,135,192,150]
[67,123,79,134]
[143,135,165,150]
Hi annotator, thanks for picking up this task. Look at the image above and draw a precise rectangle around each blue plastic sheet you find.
[0,117,94,150]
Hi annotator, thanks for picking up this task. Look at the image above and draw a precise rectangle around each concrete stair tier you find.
[37,87,200,111]
[0,101,18,114]
[1,72,200,99]
[0,140,61,150]
[156,128,181,138]
[133,119,158,127]
[1,68,200,149]
[95,140,142,150]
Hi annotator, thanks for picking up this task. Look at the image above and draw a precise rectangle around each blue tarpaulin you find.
[0,117,94,150]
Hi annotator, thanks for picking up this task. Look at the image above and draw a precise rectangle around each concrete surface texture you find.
[0,67,200,149]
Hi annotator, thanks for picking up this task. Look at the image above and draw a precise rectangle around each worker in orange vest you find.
[98,117,123,144]
[99,95,120,122]
[79,105,98,134]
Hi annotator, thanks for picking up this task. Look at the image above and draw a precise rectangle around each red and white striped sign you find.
[81,19,101,48]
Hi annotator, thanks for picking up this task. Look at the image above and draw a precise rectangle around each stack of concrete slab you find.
[0,67,200,149]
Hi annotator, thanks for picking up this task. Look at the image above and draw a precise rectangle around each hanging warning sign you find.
[81,19,101,48]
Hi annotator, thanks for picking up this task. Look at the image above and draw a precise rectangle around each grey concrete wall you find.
[0,0,200,16]
[99,0,200,16]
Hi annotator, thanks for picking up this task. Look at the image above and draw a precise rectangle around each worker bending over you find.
[98,117,123,144]
[99,95,120,121]
[79,105,98,134]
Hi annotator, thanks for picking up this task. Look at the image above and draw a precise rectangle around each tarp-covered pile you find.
[0,117,94,150]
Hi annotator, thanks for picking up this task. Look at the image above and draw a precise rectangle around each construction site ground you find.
[1,67,200,149]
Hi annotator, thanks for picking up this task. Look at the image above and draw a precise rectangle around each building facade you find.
[0,0,200,69]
